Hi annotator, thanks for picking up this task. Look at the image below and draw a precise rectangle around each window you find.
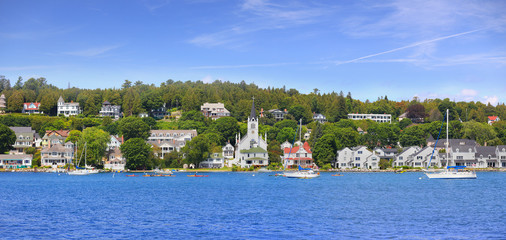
[417,156,423,160]
[399,156,403,160]
[501,156,506,160]
[358,151,362,154]
[355,157,360,161]
[457,156,463,160]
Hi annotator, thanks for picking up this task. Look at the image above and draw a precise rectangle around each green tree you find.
[183,134,211,168]
[276,127,296,143]
[66,130,82,144]
[274,119,297,131]
[211,117,239,144]
[121,138,152,170]
[79,127,110,167]
[8,90,24,112]
[118,117,150,141]
[312,133,336,166]
[463,121,498,145]
[0,124,16,153]
[399,118,412,129]
[123,88,143,117]
[267,140,282,164]
[399,125,427,147]
[288,105,312,124]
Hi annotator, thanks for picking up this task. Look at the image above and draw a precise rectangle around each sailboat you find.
[68,142,99,175]
[283,119,319,179]
[424,109,477,179]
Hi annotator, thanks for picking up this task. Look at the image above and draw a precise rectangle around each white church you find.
[228,98,269,168]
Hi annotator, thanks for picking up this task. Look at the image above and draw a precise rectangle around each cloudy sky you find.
[1,0,505,104]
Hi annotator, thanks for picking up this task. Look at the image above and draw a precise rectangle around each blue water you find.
[0,172,504,239]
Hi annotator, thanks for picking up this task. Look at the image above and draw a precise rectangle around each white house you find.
[267,109,287,121]
[393,146,421,167]
[335,146,380,169]
[199,152,224,168]
[410,147,440,168]
[222,142,234,159]
[107,135,123,151]
[147,130,197,158]
[495,145,506,168]
[348,113,392,123]
[57,96,80,117]
[104,147,125,171]
[41,142,75,167]
[22,102,41,114]
[229,99,268,168]
[201,102,230,120]
[99,101,122,119]
[0,154,32,169]
[0,94,6,113]
[487,116,500,125]
[313,113,327,124]
[475,146,497,168]
[282,141,314,168]
[9,127,35,154]
[373,147,398,160]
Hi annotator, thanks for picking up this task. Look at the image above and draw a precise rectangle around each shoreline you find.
[2,168,505,173]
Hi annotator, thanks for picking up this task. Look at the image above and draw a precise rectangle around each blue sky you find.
[1,0,505,104]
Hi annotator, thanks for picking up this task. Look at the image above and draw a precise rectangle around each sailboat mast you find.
[446,109,449,167]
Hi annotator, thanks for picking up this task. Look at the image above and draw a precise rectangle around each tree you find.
[183,134,211,168]
[312,134,336,166]
[8,90,24,112]
[288,105,312,124]
[121,138,152,170]
[66,130,82,144]
[463,121,498,146]
[276,127,296,143]
[142,117,157,130]
[406,103,427,121]
[123,88,143,117]
[122,80,132,89]
[399,125,427,147]
[267,140,282,164]
[79,127,110,167]
[211,117,239,144]
[118,117,150,141]
[399,118,413,129]
[0,124,16,153]
[274,119,297,131]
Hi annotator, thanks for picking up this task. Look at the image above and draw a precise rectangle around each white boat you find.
[68,142,98,176]
[424,109,476,179]
[282,119,319,179]
[284,166,320,179]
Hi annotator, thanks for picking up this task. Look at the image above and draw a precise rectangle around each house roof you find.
[9,127,35,133]
[23,102,40,110]
[284,142,312,154]
[41,143,73,153]
[58,96,64,102]
[435,139,477,148]
[475,146,496,157]
[488,116,498,121]
[0,154,33,160]
[45,130,70,138]
[240,147,267,153]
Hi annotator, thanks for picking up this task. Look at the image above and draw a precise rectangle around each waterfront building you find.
[487,116,500,125]
[282,141,314,168]
[40,142,74,167]
[0,94,6,113]
[104,147,125,171]
[199,152,224,168]
[475,146,497,168]
[409,147,440,168]
[22,102,41,114]
[496,145,506,168]
[229,99,268,168]
[393,146,421,167]
[41,130,70,148]
[334,146,380,169]
[147,130,197,158]
[0,154,32,169]
[347,113,392,123]
[373,147,398,160]
[9,127,35,154]
[57,96,80,117]
[313,113,327,124]
[267,109,287,121]
[222,142,234,159]
[99,101,122,119]
[201,102,230,120]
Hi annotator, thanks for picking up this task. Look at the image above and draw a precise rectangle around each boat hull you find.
[425,171,477,179]
[283,171,319,179]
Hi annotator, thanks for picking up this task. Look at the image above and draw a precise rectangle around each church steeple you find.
[250,96,256,119]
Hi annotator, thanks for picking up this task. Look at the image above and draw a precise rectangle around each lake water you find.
[0,172,504,239]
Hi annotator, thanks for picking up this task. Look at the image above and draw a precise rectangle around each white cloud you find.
[64,45,121,57]
[484,96,499,106]
[461,89,478,97]
[202,75,213,83]
[190,62,296,69]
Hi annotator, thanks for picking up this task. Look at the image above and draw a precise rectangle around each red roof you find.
[488,116,498,121]
[46,130,70,137]
[284,157,313,160]
[284,142,312,154]
[24,102,40,110]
